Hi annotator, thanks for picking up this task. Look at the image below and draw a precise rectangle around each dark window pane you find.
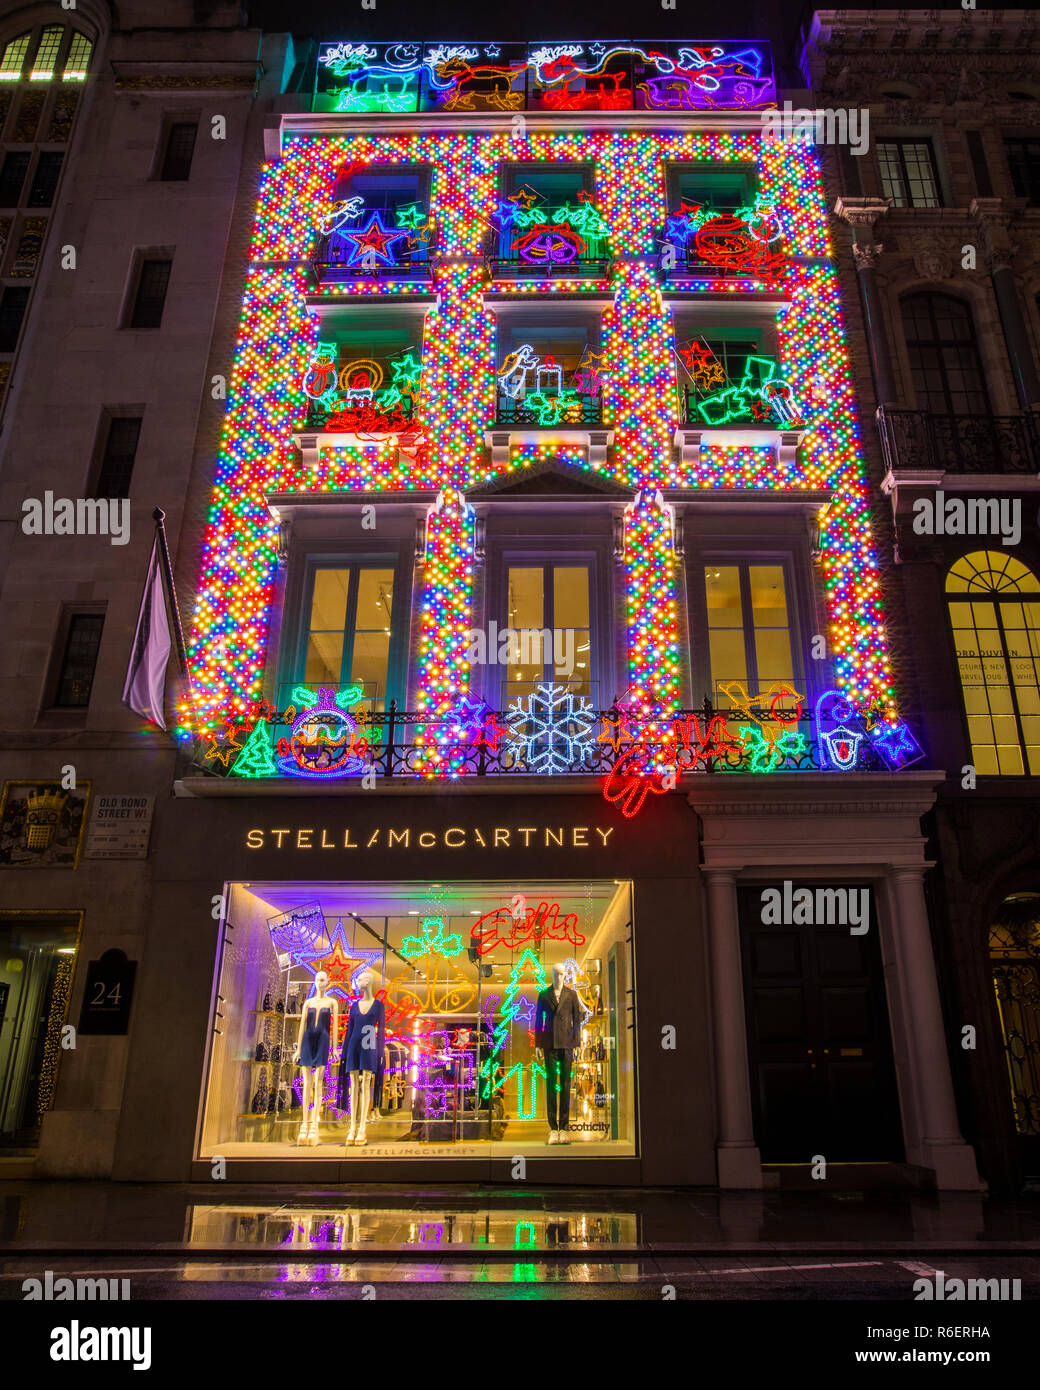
[877,139,940,208]
[1005,138,1040,206]
[0,152,30,207]
[901,293,990,416]
[55,614,104,708]
[26,152,63,208]
[0,286,30,350]
[129,258,171,329]
[966,130,993,198]
[95,416,141,498]
[160,121,197,181]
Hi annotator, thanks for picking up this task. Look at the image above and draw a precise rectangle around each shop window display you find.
[199,880,635,1157]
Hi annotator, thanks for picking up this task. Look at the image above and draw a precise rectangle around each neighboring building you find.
[0,18,992,1193]
[804,7,1040,1191]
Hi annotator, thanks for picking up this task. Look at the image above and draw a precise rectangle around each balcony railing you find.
[301,396,418,433]
[876,407,1040,475]
[311,227,435,285]
[680,376,801,429]
[495,390,603,428]
[195,695,890,781]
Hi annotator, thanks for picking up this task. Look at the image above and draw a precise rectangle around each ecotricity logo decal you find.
[760,882,870,935]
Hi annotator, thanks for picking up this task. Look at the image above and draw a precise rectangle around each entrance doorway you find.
[738,885,904,1162]
[989,893,1040,1175]
[0,913,81,1152]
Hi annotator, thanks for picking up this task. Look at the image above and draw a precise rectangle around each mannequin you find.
[292,970,338,1146]
[340,970,385,1146]
[534,962,582,1145]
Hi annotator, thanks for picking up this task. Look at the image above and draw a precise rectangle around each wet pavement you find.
[1,1182,1039,1298]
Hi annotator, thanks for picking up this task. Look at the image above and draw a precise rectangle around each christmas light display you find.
[314,41,777,114]
[471,898,587,955]
[401,916,463,960]
[182,120,908,784]
[479,948,548,1120]
[506,684,596,774]
[275,684,370,778]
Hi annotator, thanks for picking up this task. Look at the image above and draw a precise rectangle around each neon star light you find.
[181,124,911,784]
[334,210,409,266]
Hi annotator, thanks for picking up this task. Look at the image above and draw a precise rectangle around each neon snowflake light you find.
[506,684,595,774]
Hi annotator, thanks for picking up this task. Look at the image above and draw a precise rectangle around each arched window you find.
[947,551,1040,774]
[901,293,990,415]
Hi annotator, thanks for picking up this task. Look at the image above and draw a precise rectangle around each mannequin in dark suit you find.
[534,964,583,1144]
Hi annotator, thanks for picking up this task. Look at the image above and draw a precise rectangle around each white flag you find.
[122,534,172,729]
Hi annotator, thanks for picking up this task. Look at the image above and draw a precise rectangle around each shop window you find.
[298,561,397,714]
[93,415,142,499]
[500,562,593,705]
[947,550,1040,775]
[691,559,798,708]
[989,894,1040,1139]
[901,293,990,415]
[53,612,104,708]
[0,914,81,1148]
[0,33,30,82]
[128,256,172,329]
[1005,136,1040,206]
[26,151,62,207]
[876,138,941,208]
[198,879,636,1159]
[159,121,198,181]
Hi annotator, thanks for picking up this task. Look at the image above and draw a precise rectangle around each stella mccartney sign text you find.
[245,823,617,851]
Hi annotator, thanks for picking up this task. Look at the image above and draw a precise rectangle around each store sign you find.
[77,949,137,1036]
[84,795,154,859]
[244,823,616,852]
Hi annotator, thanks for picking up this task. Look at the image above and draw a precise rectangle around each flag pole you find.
[152,506,193,700]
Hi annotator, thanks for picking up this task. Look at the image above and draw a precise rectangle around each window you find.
[63,33,92,82]
[0,151,30,206]
[876,139,941,207]
[53,613,104,708]
[668,161,757,212]
[1005,137,1040,206]
[0,286,30,351]
[901,294,989,415]
[160,121,198,181]
[199,877,637,1160]
[29,26,63,82]
[501,563,593,703]
[128,258,171,329]
[26,151,62,207]
[947,551,1040,775]
[301,563,396,713]
[496,322,601,425]
[0,33,30,82]
[966,130,993,198]
[695,561,797,707]
[94,416,141,499]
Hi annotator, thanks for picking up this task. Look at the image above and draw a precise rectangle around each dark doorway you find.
[989,894,1040,1176]
[738,885,904,1162]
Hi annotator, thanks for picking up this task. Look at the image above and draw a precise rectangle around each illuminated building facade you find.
[0,13,1009,1192]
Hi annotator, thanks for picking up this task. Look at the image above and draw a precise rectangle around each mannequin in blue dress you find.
[342,970,385,1146]
[292,970,338,1146]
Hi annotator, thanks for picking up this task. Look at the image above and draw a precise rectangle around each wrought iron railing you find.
[311,229,435,284]
[196,696,889,780]
[495,392,603,428]
[876,407,1040,475]
[301,398,418,432]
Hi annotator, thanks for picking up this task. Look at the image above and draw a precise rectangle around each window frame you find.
[124,252,173,330]
[686,543,815,711]
[156,117,199,183]
[946,552,1040,777]
[43,605,106,714]
[481,532,610,712]
[283,549,411,716]
[876,136,943,208]
[1003,134,1040,206]
[900,291,992,417]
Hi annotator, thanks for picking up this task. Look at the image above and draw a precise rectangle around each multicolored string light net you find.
[179,127,900,764]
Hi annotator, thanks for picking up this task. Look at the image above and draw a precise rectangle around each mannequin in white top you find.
[292,969,338,1147]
